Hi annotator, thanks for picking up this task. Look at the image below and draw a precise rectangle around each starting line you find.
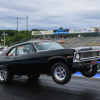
[73,72,100,78]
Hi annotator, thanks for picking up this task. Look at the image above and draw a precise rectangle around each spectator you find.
[55,36,56,40]
[37,36,39,39]
[55,35,58,40]
[5,45,8,49]
[81,34,83,39]
[56,35,59,40]
[60,37,65,44]
[63,35,65,38]
[42,35,45,40]
[78,34,81,39]
[50,36,51,40]
[59,35,61,39]
[46,36,48,39]
[64,35,66,39]
[35,36,39,39]
[48,35,51,40]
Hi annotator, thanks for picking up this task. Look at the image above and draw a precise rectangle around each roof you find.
[11,40,52,48]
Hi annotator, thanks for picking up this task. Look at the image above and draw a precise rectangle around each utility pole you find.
[2,31,8,48]
[4,31,5,47]
[26,16,28,31]
[17,17,18,31]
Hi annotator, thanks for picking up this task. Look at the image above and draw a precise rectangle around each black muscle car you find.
[0,41,99,84]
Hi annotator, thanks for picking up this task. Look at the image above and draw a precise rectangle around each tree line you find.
[0,29,46,46]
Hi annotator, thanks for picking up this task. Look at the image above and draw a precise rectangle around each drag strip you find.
[0,75,100,100]
[73,71,100,78]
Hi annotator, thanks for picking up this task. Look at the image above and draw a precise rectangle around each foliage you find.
[0,30,31,46]
[59,27,63,30]
[0,29,48,46]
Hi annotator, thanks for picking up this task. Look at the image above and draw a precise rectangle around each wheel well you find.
[48,58,70,71]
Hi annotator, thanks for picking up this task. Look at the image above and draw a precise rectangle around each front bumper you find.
[72,59,98,69]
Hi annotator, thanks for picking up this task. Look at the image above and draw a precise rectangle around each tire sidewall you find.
[0,67,13,84]
[81,65,97,77]
[51,62,71,84]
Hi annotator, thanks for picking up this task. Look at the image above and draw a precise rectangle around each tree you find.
[59,27,63,30]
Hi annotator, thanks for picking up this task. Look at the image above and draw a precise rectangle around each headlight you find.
[76,54,80,59]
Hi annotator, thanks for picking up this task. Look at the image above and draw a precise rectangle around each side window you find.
[7,48,16,56]
[17,44,35,56]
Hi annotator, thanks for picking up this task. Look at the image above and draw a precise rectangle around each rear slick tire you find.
[0,67,13,84]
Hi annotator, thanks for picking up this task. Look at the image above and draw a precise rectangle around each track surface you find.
[0,75,100,100]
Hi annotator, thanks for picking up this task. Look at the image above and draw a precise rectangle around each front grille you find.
[80,51,99,58]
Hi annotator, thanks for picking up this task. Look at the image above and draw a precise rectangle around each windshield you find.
[34,42,63,51]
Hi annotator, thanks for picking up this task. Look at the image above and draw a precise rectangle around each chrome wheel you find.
[54,66,66,81]
[51,62,71,84]
[0,68,13,84]
[84,65,93,74]
[0,69,7,81]
[81,64,97,77]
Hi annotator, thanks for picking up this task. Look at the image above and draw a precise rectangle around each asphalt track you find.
[0,74,100,100]
[74,72,100,78]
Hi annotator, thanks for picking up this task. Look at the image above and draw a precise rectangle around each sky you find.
[0,0,100,31]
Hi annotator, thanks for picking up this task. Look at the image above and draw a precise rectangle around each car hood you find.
[72,47,93,52]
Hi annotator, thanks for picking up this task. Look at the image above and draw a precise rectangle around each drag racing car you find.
[0,41,99,85]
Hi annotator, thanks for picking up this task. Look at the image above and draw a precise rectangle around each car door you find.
[13,43,38,72]
[4,47,17,72]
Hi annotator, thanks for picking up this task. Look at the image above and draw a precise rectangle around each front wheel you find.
[81,64,97,77]
[0,67,13,84]
[51,62,71,84]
